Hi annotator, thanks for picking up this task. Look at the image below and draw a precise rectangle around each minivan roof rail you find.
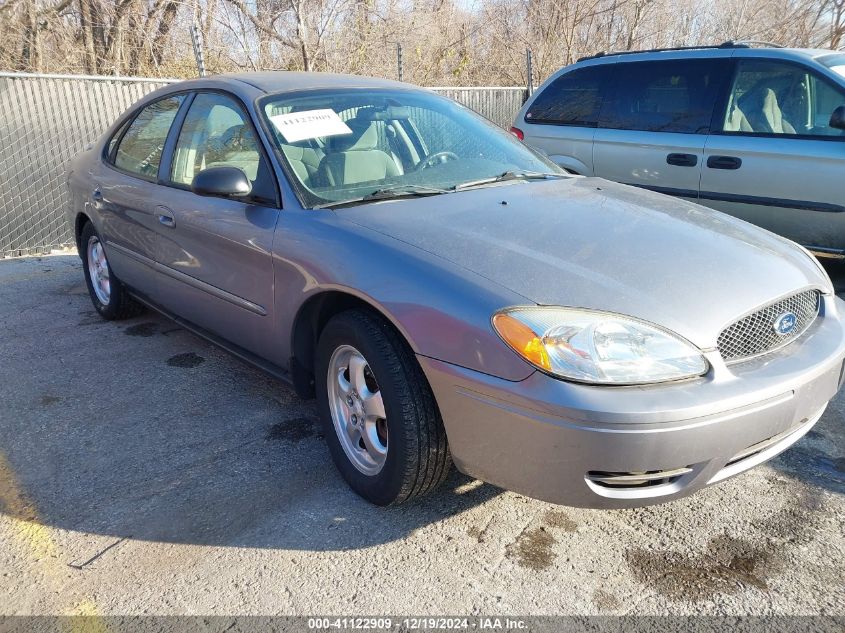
[732,40,785,48]
[576,40,782,63]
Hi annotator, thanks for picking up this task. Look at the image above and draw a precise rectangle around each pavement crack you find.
[468,512,496,543]
[68,537,128,570]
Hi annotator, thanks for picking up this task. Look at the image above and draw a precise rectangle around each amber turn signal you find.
[492,312,551,371]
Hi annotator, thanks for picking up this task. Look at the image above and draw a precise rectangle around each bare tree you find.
[0,0,839,81]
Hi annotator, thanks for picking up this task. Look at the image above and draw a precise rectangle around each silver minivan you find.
[512,43,845,259]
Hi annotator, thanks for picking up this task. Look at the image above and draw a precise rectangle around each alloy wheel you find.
[87,236,111,305]
[327,344,388,475]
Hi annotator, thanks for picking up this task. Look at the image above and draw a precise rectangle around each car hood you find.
[339,177,830,349]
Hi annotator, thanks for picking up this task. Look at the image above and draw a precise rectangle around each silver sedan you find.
[67,72,845,508]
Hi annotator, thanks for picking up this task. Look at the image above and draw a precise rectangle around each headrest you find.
[327,118,379,152]
[209,124,249,152]
[737,83,774,112]
[281,144,305,160]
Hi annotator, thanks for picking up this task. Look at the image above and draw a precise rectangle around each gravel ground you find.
[0,254,843,617]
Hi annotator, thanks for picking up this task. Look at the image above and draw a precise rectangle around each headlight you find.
[492,307,708,385]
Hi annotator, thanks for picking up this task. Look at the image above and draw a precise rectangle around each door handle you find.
[666,153,698,167]
[156,206,176,228]
[707,155,742,170]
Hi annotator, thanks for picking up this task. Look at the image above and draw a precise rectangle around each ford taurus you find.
[67,72,845,508]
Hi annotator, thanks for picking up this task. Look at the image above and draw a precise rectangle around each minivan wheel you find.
[315,310,452,505]
[80,222,143,320]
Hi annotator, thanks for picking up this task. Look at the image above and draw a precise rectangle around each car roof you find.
[187,71,418,94]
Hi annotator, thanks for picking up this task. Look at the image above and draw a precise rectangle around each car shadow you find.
[1,371,502,551]
[0,256,502,551]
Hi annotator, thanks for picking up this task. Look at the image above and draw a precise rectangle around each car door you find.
[700,57,845,255]
[94,94,186,296]
[155,91,280,357]
[519,64,613,175]
[592,57,729,203]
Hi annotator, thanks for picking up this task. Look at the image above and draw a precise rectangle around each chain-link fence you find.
[0,73,525,258]
[0,74,172,258]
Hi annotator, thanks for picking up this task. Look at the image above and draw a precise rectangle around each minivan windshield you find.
[259,89,563,208]
[818,53,845,80]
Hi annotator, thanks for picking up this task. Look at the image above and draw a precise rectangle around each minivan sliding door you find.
[592,57,730,203]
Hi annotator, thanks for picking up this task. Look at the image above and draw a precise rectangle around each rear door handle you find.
[707,155,742,170]
[666,153,698,167]
[156,206,176,228]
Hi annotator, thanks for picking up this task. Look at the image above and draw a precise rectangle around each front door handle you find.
[156,206,176,228]
[707,155,742,170]
[666,153,698,167]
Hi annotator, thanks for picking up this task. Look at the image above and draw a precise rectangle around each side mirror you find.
[829,105,845,131]
[191,166,251,198]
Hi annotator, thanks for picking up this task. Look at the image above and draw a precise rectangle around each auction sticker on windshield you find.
[269,109,352,143]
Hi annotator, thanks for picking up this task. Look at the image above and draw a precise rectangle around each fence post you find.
[525,49,533,97]
[397,43,404,82]
[190,21,207,77]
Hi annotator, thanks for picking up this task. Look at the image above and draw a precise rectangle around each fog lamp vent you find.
[585,467,693,489]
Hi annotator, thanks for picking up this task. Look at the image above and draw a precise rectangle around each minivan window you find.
[721,60,845,137]
[113,95,185,179]
[818,53,845,79]
[599,59,724,134]
[525,66,611,127]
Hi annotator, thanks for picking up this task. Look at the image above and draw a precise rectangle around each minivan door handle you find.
[156,206,176,228]
[666,153,698,167]
[707,155,742,170]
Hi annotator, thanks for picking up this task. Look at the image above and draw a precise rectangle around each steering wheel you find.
[415,151,458,171]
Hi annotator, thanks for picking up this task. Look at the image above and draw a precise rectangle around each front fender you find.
[271,210,535,382]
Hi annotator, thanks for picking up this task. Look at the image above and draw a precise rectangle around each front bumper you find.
[419,295,845,508]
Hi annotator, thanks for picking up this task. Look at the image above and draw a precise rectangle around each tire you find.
[315,309,452,505]
[80,221,144,320]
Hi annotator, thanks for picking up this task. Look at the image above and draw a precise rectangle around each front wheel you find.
[80,222,143,320]
[315,310,452,505]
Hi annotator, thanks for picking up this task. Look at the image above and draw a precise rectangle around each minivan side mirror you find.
[829,105,845,131]
[191,166,252,198]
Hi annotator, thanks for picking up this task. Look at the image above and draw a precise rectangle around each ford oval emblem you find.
[773,312,797,336]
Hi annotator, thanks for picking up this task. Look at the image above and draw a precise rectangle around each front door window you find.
[722,60,845,137]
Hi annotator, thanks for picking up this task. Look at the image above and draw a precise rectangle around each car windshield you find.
[259,88,563,208]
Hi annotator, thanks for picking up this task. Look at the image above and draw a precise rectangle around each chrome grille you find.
[717,290,820,363]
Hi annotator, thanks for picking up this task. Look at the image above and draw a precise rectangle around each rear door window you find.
[599,59,725,133]
[525,66,611,127]
[106,118,132,160]
[112,95,185,179]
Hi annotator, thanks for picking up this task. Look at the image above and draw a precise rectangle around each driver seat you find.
[740,87,796,134]
[317,119,400,186]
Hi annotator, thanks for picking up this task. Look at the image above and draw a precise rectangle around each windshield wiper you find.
[452,170,566,191]
[363,184,451,200]
[313,185,451,209]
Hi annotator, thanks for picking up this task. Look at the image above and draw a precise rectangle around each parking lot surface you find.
[0,254,843,616]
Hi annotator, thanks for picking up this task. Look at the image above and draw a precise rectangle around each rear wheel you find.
[315,309,452,505]
[80,222,143,320]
